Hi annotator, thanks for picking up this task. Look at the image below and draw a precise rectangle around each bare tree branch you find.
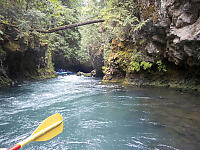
[31,19,105,33]
[0,19,105,33]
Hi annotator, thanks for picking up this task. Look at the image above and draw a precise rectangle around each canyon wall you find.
[0,24,56,87]
[103,0,200,91]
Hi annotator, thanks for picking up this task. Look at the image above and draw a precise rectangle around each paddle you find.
[8,113,63,150]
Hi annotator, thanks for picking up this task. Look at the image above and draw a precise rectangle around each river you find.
[0,75,200,150]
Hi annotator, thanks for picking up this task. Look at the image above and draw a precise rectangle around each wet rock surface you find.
[0,24,55,86]
[90,47,104,77]
[103,0,200,92]
[137,0,200,66]
[77,70,96,77]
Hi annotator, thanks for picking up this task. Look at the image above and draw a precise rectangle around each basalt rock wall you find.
[133,0,200,90]
[137,0,200,66]
[103,0,200,92]
[89,46,104,77]
[0,24,56,87]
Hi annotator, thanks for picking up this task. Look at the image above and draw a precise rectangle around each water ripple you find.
[0,75,200,150]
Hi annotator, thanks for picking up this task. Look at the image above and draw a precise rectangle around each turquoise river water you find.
[0,75,200,150]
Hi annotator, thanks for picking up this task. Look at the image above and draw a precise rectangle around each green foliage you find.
[0,0,87,65]
[129,62,140,72]
[156,60,167,72]
[128,61,152,72]
[78,0,141,67]
[100,0,139,41]
[78,0,104,62]
[101,1,139,27]
[77,0,152,73]
[117,49,133,71]
[141,61,152,70]
[116,48,152,72]
[134,19,149,31]
[0,0,163,74]
[102,66,106,74]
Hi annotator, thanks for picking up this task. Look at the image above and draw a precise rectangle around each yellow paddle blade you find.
[32,113,63,141]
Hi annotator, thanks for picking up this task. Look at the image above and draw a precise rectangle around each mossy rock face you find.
[138,0,156,20]
[0,76,12,87]
[0,24,56,86]
[23,68,56,80]
[77,72,93,77]
[37,68,57,79]
[4,41,21,52]
[0,46,6,59]
[83,73,92,77]
[103,65,200,93]
[77,72,83,76]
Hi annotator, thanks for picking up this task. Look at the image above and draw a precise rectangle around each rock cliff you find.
[103,0,200,92]
[137,0,200,66]
[90,46,104,77]
[0,24,56,87]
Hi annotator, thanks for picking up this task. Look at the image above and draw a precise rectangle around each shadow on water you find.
[0,75,200,150]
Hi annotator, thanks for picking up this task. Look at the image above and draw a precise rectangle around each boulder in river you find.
[77,70,96,77]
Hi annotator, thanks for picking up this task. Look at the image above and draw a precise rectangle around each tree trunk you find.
[31,19,105,33]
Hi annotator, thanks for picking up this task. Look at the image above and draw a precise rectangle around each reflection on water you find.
[0,75,200,150]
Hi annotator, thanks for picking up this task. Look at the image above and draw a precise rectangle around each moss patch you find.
[4,41,20,51]
[37,68,57,79]
[0,76,12,87]
[103,65,200,94]
[0,46,6,55]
